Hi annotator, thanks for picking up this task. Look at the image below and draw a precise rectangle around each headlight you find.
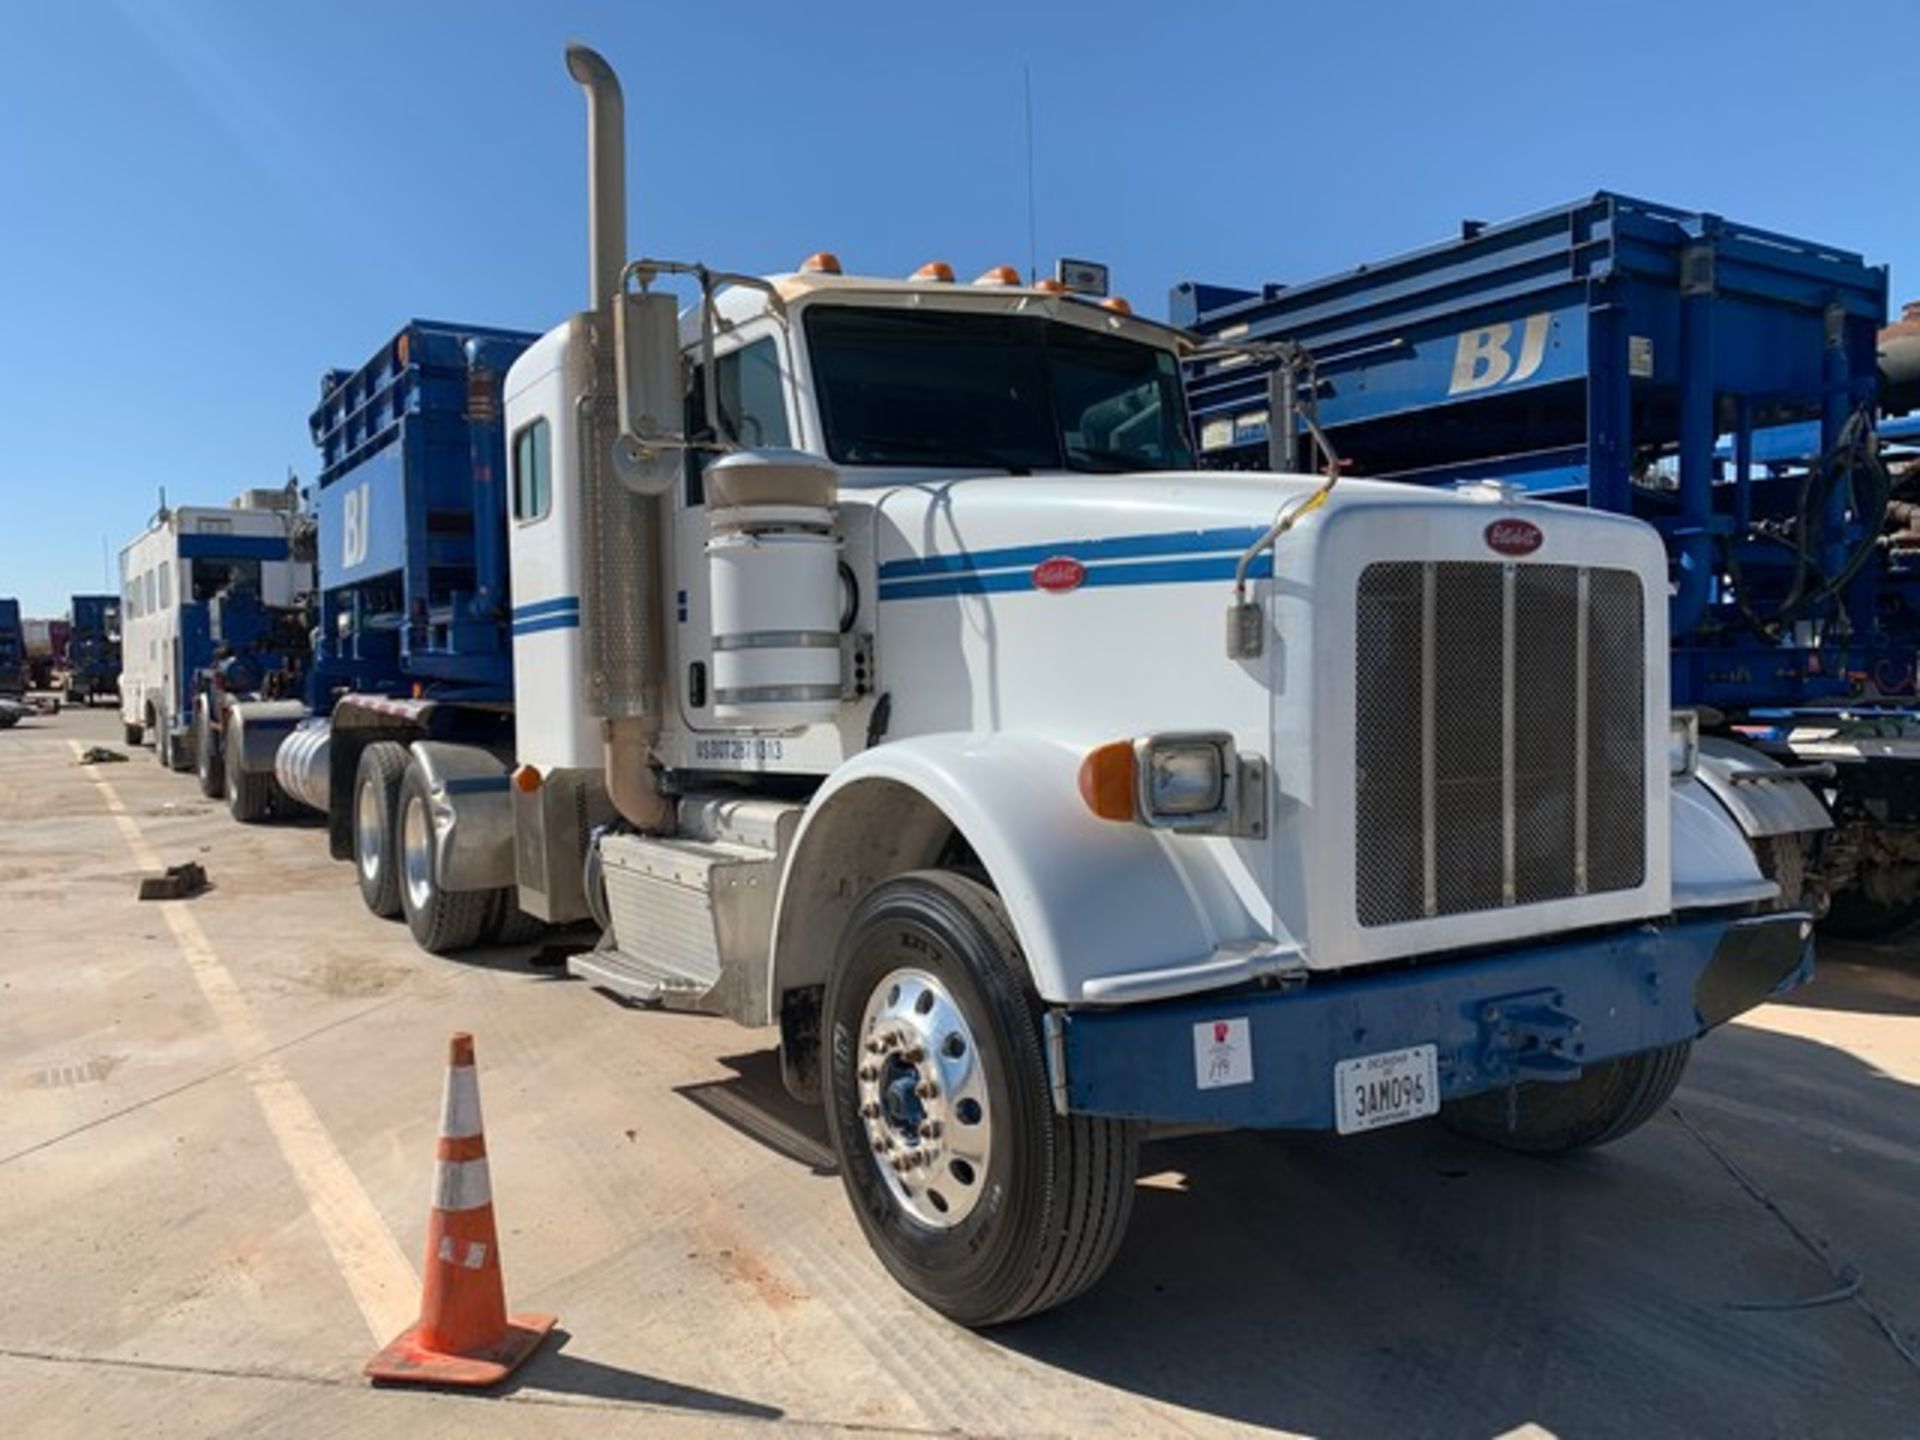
[1144,739,1228,816]
[1078,731,1264,836]
[1669,709,1700,778]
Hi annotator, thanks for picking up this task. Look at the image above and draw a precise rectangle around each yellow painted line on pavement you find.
[71,741,418,1343]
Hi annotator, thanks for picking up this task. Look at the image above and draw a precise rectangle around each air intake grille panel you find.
[1355,561,1645,928]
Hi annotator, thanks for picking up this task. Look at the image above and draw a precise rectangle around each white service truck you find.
[272,45,1819,1326]
[119,493,310,772]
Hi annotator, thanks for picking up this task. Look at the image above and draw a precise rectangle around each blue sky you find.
[2,0,1915,614]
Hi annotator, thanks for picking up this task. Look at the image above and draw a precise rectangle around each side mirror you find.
[612,290,684,496]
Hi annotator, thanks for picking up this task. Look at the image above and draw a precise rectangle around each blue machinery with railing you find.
[1177,192,1909,710]
[1178,193,1920,932]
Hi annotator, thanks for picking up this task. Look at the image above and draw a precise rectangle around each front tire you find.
[397,761,490,955]
[1441,1042,1692,1154]
[824,871,1139,1327]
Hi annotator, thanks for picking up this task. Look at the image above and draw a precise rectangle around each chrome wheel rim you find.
[355,778,385,883]
[401,794,433,914]
[856,966,992,1229]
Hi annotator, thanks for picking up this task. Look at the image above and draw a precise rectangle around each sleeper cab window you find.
[512,417,552,523]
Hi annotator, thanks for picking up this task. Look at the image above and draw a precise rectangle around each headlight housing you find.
[1669,709,1700,778]
[1143,739,1228,817]
[1078,731,1266,836]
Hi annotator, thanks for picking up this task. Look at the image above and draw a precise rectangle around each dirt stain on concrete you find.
[301,950,410,999]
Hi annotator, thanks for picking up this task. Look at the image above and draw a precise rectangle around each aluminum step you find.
[576,831,783,1020]
[568,946,715,1006]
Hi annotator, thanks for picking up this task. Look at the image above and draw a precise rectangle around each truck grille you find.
[1354,561,1645,927]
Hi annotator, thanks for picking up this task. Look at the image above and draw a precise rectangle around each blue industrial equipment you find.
[1178,192,1901,710]
[306,320,539,706]
[1178,193,1920,934]
[0,599,24,696]
[66,593,121,704]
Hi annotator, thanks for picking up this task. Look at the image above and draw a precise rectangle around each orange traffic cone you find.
[365,1032,556,1387]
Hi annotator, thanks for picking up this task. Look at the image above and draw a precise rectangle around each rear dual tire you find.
[353,742,409,917]
[194,699,225,800]
[397,763,490,955]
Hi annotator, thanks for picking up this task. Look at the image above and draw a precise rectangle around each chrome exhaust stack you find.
[566,43,672,834]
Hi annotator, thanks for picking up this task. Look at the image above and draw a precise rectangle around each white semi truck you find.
[246,45,1818,1326]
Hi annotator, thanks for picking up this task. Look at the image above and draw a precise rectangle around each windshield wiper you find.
[847,435,1034,476]
[1066,444,1153,474]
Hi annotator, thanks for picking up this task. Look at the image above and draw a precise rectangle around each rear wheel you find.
[224,724,281,823]
[484,888,547,946]
[824,871,1139,1327]
[1819,887,1920,941]
[353,742,409,917]
[398,761,490,955]
[1441,1042,1692,1154]
[194,698,224,799]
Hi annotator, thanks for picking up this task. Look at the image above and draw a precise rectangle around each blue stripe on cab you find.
[877,525,1269,581]
[510,595,581,621]
[878,553,1274,602]
[511,613,581,637]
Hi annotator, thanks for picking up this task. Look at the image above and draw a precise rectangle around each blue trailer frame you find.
[1176,192,1901,710]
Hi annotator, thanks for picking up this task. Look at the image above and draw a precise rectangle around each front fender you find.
[770,733,1290,1007]
[1672,777,1779,910]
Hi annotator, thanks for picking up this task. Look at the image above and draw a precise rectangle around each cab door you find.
[672,325,798,733]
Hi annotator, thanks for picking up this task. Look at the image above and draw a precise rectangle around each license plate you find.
[1334,1044,1439,1135]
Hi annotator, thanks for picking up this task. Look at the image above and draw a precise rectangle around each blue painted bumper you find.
[1048,911,1813,1130]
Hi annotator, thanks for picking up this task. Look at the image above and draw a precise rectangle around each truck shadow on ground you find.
[497,1326,784,1421]
[987,1024,1919,1439]
[696,1025,1916,1438]
[1770,934,1919,1017]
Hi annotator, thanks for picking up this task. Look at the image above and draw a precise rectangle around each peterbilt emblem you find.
[1484,519,1543,557]
[1032,556,1086,593]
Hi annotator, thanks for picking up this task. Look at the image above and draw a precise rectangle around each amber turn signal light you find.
[1078,741,1138,822]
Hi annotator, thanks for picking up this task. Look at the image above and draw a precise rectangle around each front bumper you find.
[1046,910,1813,1129]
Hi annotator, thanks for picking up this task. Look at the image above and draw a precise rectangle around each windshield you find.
[804,306,1195,474]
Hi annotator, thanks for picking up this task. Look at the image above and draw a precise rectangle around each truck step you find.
[568,946,716,1006]
[583,831,784,1020]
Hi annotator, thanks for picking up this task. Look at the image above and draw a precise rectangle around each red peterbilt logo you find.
[1484,519,1544,557]
[1032,556,1086,593]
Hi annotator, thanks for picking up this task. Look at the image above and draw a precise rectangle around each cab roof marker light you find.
[1034,278,1068,294]
[800,251,843,275]
[974,265,1022,287]
[1100,296,1133,316]
[909,261,956,283]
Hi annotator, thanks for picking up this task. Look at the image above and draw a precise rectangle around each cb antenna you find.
[1023,65,1038,284]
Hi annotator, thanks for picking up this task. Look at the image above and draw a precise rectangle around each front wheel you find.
[1441,1042,1692,1155]
[824,871,1139,1327]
